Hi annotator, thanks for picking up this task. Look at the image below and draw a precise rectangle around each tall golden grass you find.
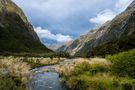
[0,56,31,82]
[56,58,111,76]
[56,58,135,90]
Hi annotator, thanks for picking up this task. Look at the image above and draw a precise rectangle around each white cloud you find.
[12,0,117,22]
[90,9,116,26]
[12,0,93,21]
[34,27,73,43]
[115,0,133,12]
[90,0,133,26]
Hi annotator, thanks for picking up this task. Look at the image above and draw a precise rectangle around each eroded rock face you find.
[57,0,135,57]
[0,0,52,53]
[57,21,111,56]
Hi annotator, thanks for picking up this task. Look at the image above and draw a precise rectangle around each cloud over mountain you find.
[12,0,133,45]
[34,27,73,43]
[90,0,133,26]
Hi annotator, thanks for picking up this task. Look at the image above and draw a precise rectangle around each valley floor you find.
[0,49,135,90]
[56,58,135,90]
[56,49,135,90]
[0,56,63,90]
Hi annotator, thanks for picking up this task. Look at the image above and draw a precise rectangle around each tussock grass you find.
[0,56,64,90]
[23,57,63,68]
[0,56,31,90]
[0,56,30,79]
[56,58,111,76]
[57,58,135,90]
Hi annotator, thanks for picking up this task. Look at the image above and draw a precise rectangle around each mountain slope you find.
[0,0,52,53]
[57,0,135,57]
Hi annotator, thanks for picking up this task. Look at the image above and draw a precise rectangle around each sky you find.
[12,0,133,46]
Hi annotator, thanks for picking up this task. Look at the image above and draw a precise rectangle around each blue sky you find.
[12,0,133,46]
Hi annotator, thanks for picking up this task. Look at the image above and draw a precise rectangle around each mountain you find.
[56,41,73,52]
[48,44,63,51]
[57,0,135,57]
[0,0,52,54]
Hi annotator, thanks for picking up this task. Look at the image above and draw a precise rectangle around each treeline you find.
[0,51,71,58]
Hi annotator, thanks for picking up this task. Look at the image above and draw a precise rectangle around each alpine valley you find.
[57,0,135,57]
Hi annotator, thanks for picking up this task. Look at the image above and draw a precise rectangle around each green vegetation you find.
[0,12,52,54]
[1,48,135,90]
[93,43,120,57]
[55,51,71,58]
[0,75,26,90]
[0,56,64,90]
[66,74,135,90]
[23,57,63,68]
[57,57,135,90]
[106,49,135,78]
[0,56,30,90]
[0,51,71,60]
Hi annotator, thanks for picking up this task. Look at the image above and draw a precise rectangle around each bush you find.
[106,49,135,78]
[57,58,119,90]
[22,57,61,68]
[56,58,111,77]
[74,60,110,75]
[57,58,135,90]
[66,74,135,90]
[0,75,26,90]
[0,56,30,90]
[93,43,120,57]
[55,51,71,58]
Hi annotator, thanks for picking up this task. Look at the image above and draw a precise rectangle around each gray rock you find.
[57,0,135,57]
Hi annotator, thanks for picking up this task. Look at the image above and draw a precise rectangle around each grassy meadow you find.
[0,49,135,90]
[56,49,135,90]
[0,56,63,90]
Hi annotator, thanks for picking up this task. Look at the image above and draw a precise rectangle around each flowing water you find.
[29,65,67,90]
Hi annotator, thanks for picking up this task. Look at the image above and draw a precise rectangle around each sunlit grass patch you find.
[57,57,135,90]
[23,57,64,68]
[0,56,31,90]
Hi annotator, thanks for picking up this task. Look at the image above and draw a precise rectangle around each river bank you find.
[29,65,67,90]
[56,50,135,90]
[0,56,66,90]
[1,50,135,90]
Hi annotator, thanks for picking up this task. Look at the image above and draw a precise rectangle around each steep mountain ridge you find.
[0,0,52,53]
[57,0,135,57]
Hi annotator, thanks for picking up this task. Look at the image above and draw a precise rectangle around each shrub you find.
[106,49,135,78]
[120,77,135,90]
[66,73,135,90]
[56,58,111,77]
[0,75,26,90]
[0,56,30,90]
[57,58,135,90]
[93,43,120,57]
[23,57,61,68]
[75,58,111,74]
[0,56,30,78]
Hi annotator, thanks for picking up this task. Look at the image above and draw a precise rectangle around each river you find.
[28,59,72,90]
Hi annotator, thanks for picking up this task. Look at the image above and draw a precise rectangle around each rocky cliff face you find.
[0,0,52,53]
[57,0,135,57]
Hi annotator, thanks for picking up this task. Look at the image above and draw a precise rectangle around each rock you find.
[57,0,135,57]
